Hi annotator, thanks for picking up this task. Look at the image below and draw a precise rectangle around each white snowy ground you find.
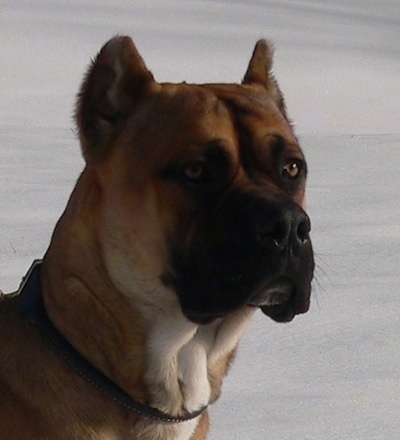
[1,1,399,439]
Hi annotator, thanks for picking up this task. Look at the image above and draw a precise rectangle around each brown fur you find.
[0,37,312,439]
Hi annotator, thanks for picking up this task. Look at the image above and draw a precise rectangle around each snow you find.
[1,1,399,438]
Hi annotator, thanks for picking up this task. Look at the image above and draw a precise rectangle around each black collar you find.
[18,260,207,423]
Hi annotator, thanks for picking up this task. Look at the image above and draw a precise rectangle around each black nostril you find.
[269,219,291,249]
[257,211,292,250]
[295,213,311,246]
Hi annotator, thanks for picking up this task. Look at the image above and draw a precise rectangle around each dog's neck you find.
[41,169,255,426]
[42,170,150,403]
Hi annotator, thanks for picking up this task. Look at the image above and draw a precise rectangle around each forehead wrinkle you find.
[205,83,272,115]
[202,86,302,166]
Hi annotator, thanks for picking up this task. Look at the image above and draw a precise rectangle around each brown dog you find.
[0,37,314,439]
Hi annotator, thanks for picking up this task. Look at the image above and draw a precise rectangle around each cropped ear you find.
[243,39,288,118]
[243,39,274,88]
[76,36,154,162]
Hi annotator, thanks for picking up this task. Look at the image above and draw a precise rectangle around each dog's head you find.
[76,37,314,325]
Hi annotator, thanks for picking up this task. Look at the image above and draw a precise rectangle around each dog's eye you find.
[183,162,205,181]
[282,159,302,180]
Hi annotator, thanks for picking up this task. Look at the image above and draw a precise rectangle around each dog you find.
[0,36,314,439]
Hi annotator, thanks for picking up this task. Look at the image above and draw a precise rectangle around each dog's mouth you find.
[248,277,306,323]
[172,273,311,325]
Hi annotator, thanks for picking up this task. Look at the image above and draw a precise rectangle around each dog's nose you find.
[255,203,311,251]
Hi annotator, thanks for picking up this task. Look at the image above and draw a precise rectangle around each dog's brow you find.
[267,135,302,158]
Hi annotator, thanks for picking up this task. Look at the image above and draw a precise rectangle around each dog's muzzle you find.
[246,201,312,322]
[166,190,314,324]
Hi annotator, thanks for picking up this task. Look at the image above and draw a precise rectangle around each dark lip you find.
[261,293,310,322]
[260,302,296,322]
[181,277,311,324]
[183,278,300,324]
[248,277,294,308]
[248,277,310,323]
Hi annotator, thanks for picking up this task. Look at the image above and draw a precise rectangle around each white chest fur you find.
[143,307,255,440]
